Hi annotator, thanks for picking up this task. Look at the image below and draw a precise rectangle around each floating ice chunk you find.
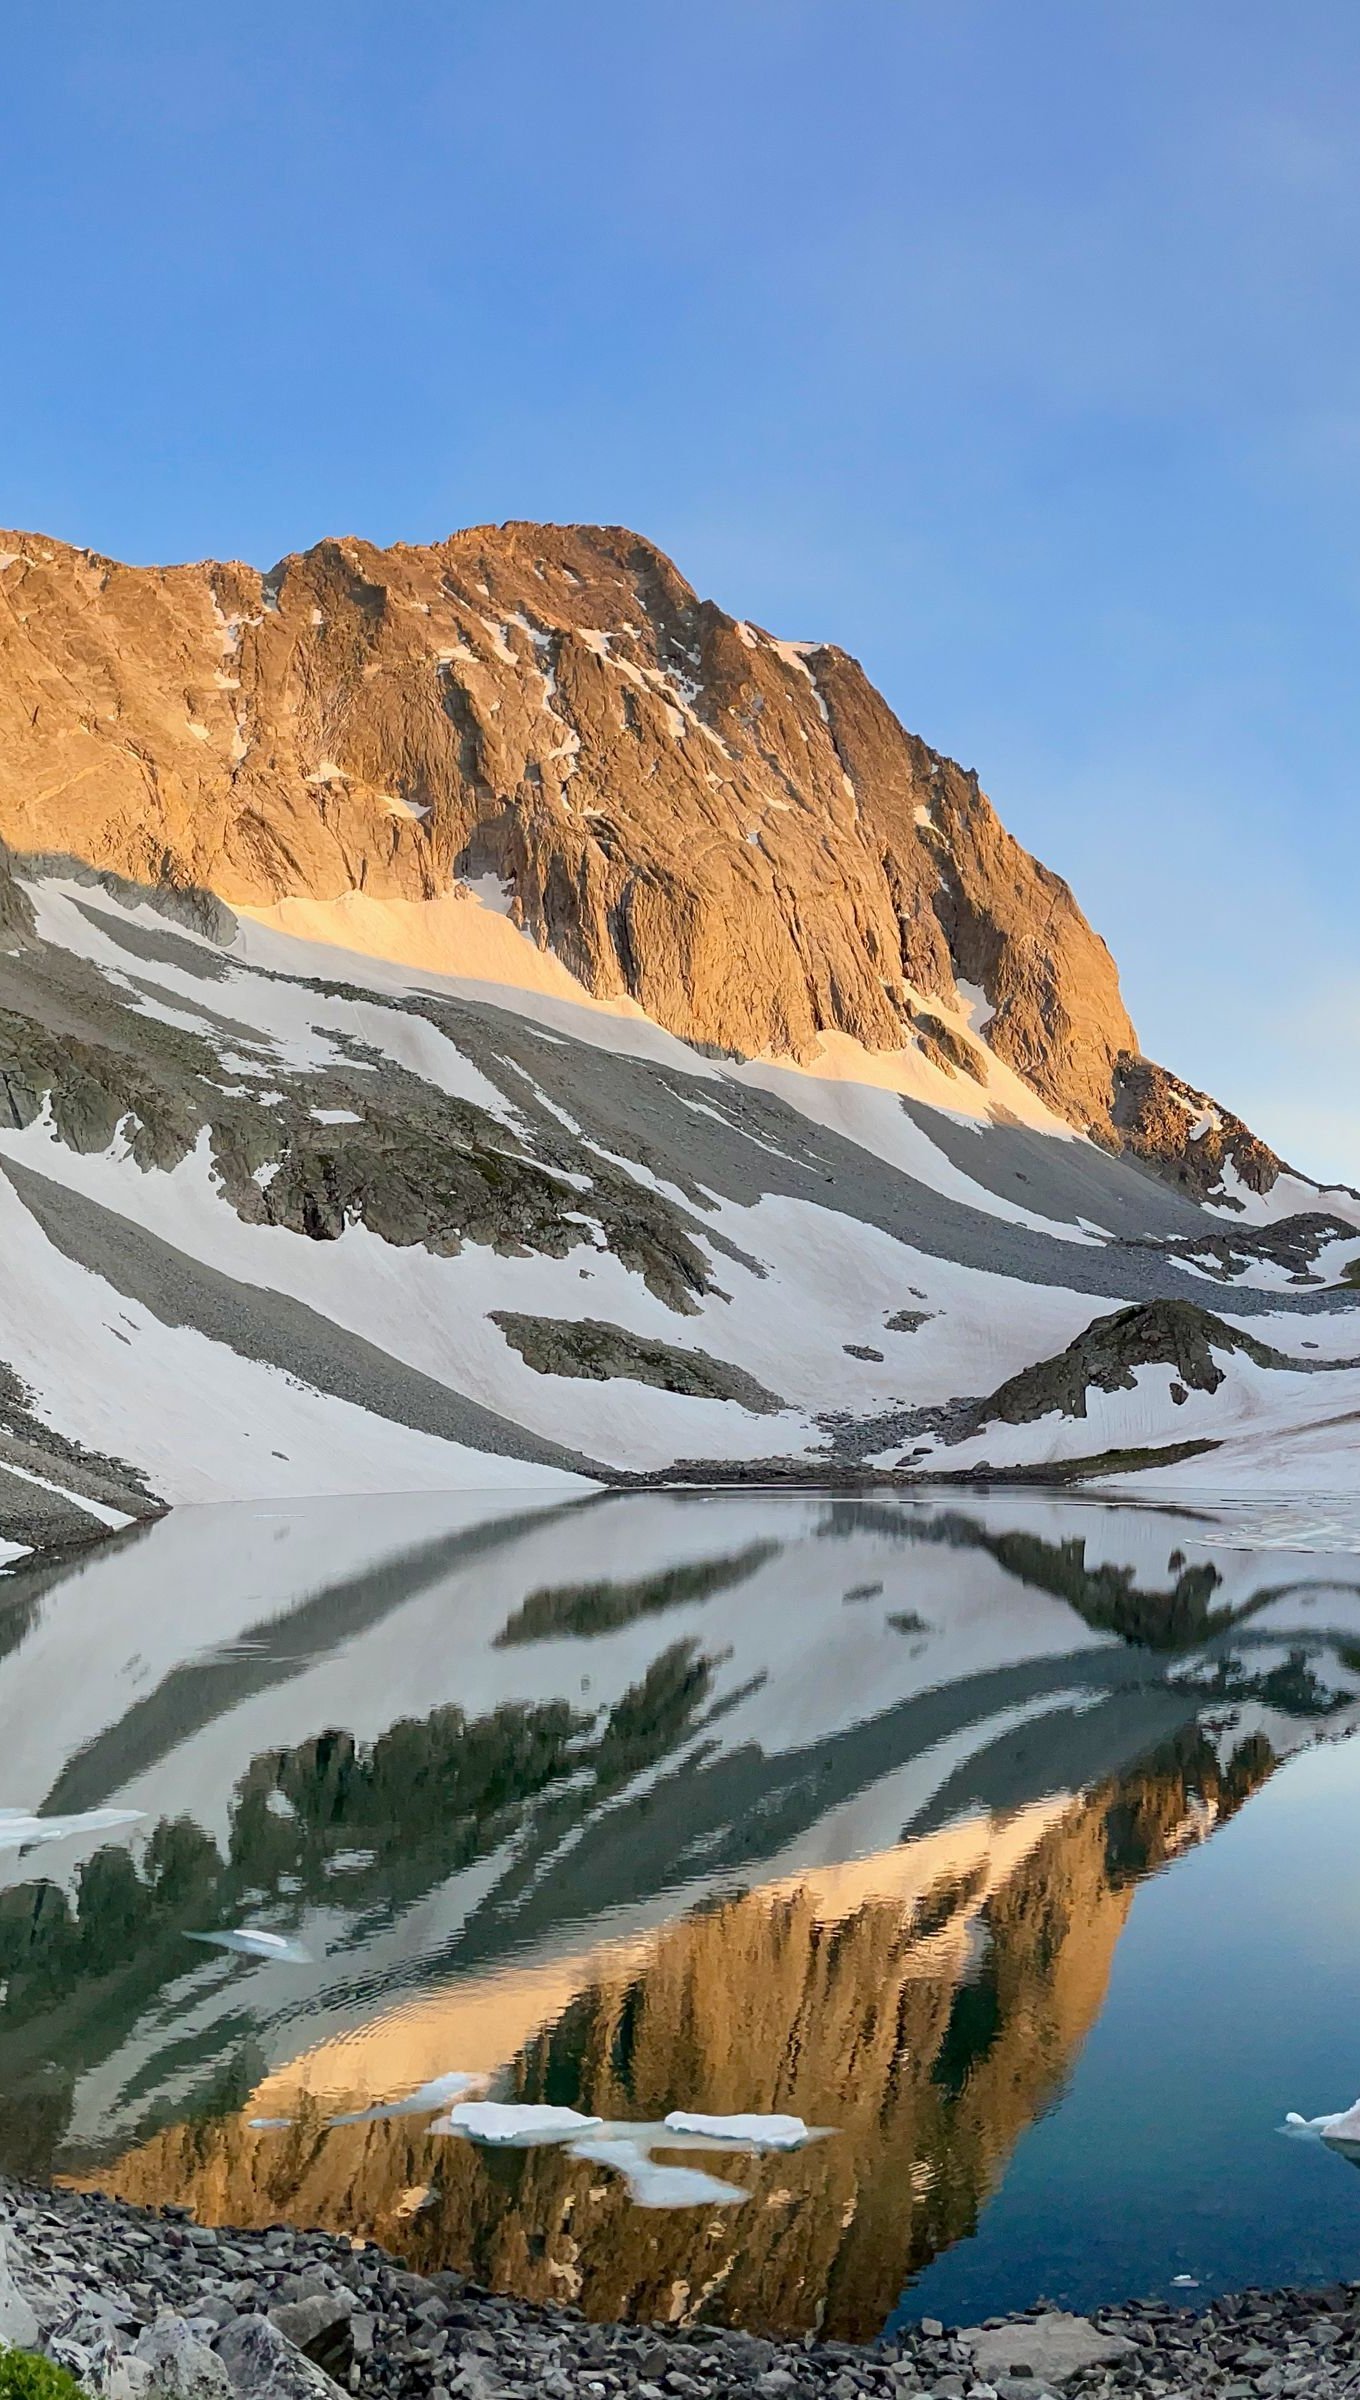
[1282,2097,1360,2148]
[431,2102,603,2146]
[329,2070,482,2127]
[186,1927,311,1964]
[569,2136,747,2209]
[388,2068,482,2112]
[248,2118,295,2131]
[663,2110,813,2150]
[0,1807,144,1853]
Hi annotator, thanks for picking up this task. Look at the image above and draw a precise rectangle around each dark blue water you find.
[901,1735,1360,2325]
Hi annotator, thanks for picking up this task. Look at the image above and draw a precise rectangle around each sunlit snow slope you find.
[0,850,1356,1549]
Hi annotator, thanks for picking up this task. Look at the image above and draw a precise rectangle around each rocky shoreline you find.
[2,2182,1359,2400]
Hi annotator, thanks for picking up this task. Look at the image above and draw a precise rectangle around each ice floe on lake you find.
[662,2109,814,2150]
[186,1928,312,1964]
[0,1807,144,1853]
[431,2102,604,2146]
[1283,2097,1360,2149]
[328,2070,483,2126]
[245,2087,827,2198]
[568,2135,747,2209]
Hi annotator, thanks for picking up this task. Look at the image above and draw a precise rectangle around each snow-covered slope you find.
[0,848,1356,1541]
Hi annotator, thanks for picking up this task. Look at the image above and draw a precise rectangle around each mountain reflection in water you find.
[0,1487,1358,2337]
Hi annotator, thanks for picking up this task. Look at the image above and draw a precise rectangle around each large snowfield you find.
[0,864,1357,1554]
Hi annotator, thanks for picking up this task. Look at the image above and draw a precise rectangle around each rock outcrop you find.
[0,837,34,949]
[948,1298,1300,1444]
[1112,1054,1289,1201]
[489,1312,784,1412]
[0,521,1270,1170]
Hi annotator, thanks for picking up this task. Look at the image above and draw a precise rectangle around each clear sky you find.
[4,3,1358,1180]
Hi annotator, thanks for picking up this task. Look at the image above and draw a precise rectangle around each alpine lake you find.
[2,1484,1360,2342]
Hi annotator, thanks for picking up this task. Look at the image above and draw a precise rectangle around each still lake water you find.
[2,1486,1360,2337]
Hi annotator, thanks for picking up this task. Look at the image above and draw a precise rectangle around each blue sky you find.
[4,2,1358,1179]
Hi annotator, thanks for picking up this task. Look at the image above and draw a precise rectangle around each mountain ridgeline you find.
[0,521,1280,1190]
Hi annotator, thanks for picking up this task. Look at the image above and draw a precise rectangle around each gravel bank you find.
[4,2181,1360,2400]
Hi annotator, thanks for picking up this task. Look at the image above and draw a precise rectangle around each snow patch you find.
[432,2102,603,2146]
[663,2110,813,2150]
[568,2136,747,2209]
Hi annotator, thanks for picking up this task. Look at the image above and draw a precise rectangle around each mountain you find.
[0,522,1357,1543]
[0,521,1143,1136]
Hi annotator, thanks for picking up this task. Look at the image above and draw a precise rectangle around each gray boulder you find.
[86,2338,153,2400]
[216,2315,338,2400]
[267,2294,353,2379]
[0,2232,40,2351]
[135,2316,235,2400]
[960,2311,1136,2385]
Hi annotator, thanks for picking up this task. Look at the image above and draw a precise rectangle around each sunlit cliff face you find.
[69,1732,1270,2340]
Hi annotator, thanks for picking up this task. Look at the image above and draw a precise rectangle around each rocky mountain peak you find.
[0,520,1273,1178]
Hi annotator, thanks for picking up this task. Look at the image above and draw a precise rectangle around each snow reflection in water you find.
[1,1487,1359,2335]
